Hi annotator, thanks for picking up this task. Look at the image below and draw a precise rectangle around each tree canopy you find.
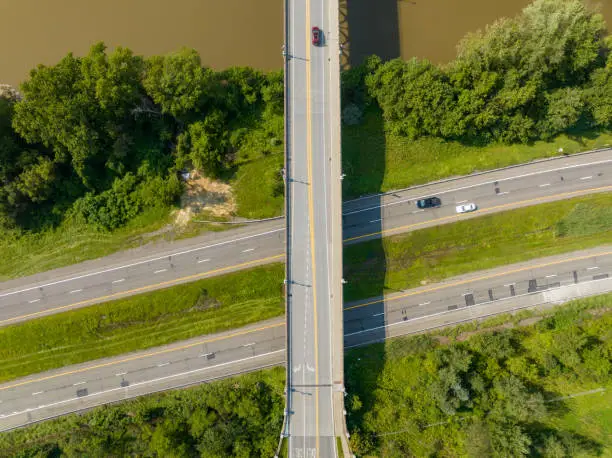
[356,0,611,144]
[0,42,282,231]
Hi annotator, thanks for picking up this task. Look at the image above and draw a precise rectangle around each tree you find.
[490,375,546,422]
[143,48,213,119]
[587,66,612,128]
[430,347,474,415]
[488,421,532,457]
[260,70,284,116]
[367,58,456,139]
[538,87,586,138]
[180,110,229,176]
[12,42,144,190]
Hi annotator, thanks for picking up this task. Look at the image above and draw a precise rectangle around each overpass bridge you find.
[282,0,347,456]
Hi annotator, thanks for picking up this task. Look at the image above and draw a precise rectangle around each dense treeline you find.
[346,296,612,457]
[342,0,612,144]
[0,368,285,457]
[0,44,283,231]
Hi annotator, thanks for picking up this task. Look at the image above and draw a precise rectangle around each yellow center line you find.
[344,249,612,312]
[0,321,284,391]
[0,255,284,326]
[304,3,321,454]
[344,185,612,243]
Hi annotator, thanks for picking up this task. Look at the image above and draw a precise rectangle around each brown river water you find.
[1,0,611,86]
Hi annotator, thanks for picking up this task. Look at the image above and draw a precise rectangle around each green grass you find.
[0,206,175,282]
[230,113,285,219]
[0,367,285,457]
[344,193,612,301]
[545,387,612,457]
[232,151,284,219]
[344,296,612,456]
[0,264,284,383]
[342,107,612,198]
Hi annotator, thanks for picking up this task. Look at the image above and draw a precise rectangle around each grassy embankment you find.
[3,194,612,382]
[344,193,612,302]
[0,264,284,383]
[345,293,612,456]
[2,105,611,281]
[0,119,283,282]
[342,107,612,198]
[1,297,610,457]
[0,367,286,457]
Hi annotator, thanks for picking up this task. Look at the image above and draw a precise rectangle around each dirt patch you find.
[517,316,543,327]
[455,322,514,342]
[174,171,236,226]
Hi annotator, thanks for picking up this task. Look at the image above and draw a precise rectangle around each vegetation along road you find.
[1,149,611,325]
[2,245,611,431]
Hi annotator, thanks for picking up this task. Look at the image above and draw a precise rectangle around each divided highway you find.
[1,150,611,326]
[2,246,611,431]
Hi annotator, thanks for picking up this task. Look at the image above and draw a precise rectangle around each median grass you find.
[342,107,612,198]
[345,296,612,456]
[0,264,284,383]
[344,193,612,302]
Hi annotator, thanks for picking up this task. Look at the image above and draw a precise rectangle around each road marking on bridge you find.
[581,176,593,180]
[154,269,167,274]
[242,248,255,253]
[28,299,40,303]
[0,255,285,326]
[197,259,210,263]
[539,183,551,187]
[112,279,125,284]
[304,2,321,453]
[0,322,284,392]
[69,289,82,294]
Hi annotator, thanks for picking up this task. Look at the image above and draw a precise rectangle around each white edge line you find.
[0,228,284,299]
[3,159,612,298]
[1,351,285,420]
[342,158,612,216]
[344,276,612,339]
[3,157,612,299]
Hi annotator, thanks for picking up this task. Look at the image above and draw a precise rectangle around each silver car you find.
[456,202,477,213]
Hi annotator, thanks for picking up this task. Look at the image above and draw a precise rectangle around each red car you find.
[312,26,321,46]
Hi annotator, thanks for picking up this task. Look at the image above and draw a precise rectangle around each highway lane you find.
[2,247,611,432]
[284,0,342,454]
[1,150,612,325]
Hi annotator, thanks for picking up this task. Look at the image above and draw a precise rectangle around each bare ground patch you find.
[174,171,236,226]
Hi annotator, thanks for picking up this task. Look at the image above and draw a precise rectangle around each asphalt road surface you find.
[1,150,611,326]
[284,0,342,454]
[2,246,611,432]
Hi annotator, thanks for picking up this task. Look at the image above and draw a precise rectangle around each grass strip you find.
[344,193,612,302]
[0,264,284,383]
[342,107,612,198]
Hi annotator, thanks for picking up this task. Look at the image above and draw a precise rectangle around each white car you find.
[456,202,477,213]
